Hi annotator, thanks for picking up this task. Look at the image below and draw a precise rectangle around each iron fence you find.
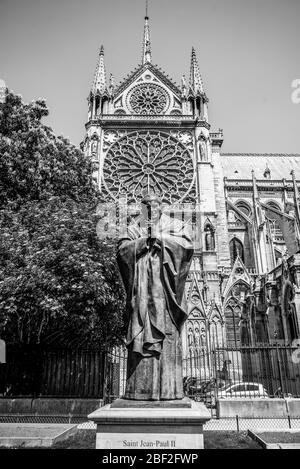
[0,342,299,404]
[0,345,105,398]
[183,343,300,407]
[102,346,127,404]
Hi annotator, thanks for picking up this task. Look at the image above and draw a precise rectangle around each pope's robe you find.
[117,213,194,400]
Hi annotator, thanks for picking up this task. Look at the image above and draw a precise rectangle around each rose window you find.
[128,84,169,115]
[103,131,195,204]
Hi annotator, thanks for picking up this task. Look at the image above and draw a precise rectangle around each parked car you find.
[218,382,269,399]
[203,381,269,407]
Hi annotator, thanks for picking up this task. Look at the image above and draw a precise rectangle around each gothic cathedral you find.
[83,10,300,365]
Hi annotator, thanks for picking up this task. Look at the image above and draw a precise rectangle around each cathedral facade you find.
[83,11,300,366]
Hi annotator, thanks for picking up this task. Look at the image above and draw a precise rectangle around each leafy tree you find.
[0,92,97,207]
[0,92,125,347]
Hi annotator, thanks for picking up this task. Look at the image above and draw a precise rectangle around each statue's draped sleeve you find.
[159,217,194,330]
[117,232,147,324]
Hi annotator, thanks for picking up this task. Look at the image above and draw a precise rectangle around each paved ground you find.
[257,430,300,443]
[0,419,299,449]
[0,423,77,448]
[248,429,300,449]
[0,429,261,449]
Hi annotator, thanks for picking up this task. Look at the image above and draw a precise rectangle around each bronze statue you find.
[117,195,194,400]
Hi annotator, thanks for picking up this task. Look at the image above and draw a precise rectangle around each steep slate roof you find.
[220,153,300,180]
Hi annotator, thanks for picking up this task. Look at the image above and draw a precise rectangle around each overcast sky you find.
[0,0,299,153]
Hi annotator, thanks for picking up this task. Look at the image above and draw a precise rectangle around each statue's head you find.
[141,194,162,223]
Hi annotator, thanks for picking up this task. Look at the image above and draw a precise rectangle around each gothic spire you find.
[142,0,152,64]
[189,47,204,95]
[91,45,107,95]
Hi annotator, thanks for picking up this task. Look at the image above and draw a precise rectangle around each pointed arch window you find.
[265,201,284,241]
[235,201,252,218]
[209,311,224,347]
[224,281,250,347]
[229,237,244,265]
[196,96,201,117]
[224,299,241,347]
[95,96,100,115]
[189,98,195,116]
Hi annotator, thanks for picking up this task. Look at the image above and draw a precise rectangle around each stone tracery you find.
[128,83,169,115]
[103,130,195,203]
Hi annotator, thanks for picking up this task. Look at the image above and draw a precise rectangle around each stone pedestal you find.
[88,398,211,450]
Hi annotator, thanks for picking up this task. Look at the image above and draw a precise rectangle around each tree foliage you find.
[0,92,97,207]
[0,92,125,347]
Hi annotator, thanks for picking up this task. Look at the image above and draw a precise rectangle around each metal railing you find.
[0,345,105,398]
[0,341,299,405]
[101,341,300,407]
[182,343,300,409]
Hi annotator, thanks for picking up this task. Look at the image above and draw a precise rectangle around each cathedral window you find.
[95,96,100,115]
[196,97,201,116]
[265,202,284,241]
[224,281,250,346]
[209,312,224,346]
[224,300,241,347]
[128,83,169,115]
[235,201,252,218]
[103,131,195,204]
[229,237,244,265]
